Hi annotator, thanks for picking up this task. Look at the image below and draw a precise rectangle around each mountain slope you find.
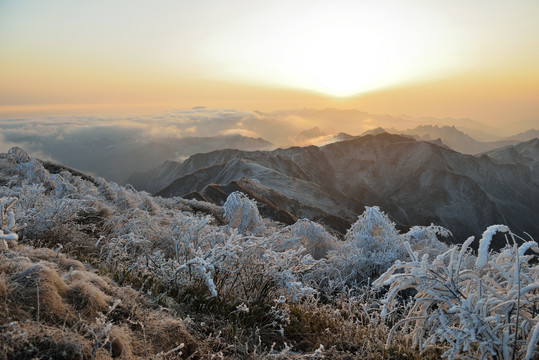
[481,138,539,183]
[125,135,274,190]
[156,133,539,242]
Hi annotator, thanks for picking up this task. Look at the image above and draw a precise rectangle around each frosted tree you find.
[223,191,265,235]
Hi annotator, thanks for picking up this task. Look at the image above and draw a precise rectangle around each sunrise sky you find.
[1,0,538,127]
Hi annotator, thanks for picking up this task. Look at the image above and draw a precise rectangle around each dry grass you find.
[279,296,444,360]
[26,247,86,271]
[0,243,444,359]
[1,322,95,359]
[9,262,73,323]
[0,273,7,298]
[66,280,111,318]
[108,325,134,358]
[0,244,197,359]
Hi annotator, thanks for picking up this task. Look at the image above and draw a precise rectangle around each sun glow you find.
[200,2,469,97]
[2,0,538,120]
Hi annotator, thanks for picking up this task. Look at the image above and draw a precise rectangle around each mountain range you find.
[396,125,529,154]
[131,132,539,245]
[297,125,538,155]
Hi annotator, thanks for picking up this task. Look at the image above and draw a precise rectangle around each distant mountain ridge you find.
[481,138,539,183]
[152,132,539,244]
[504,129,539,142]
[397,125,521,154]
[295,125,538,155]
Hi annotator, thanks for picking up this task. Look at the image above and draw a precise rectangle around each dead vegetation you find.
[0,241,439,359]
[0,244,197,360]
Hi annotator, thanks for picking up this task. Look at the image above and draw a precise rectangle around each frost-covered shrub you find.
[137,223,315,303]
[0,198,20,241]
[323,207,407,288]
[94,190,315,306]
[287,219,338,260]
[404,224,450,257]
[224,191,265,235]
[375,225,539,360]
[0,198,24,250]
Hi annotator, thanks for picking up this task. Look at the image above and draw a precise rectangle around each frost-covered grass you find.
[375,227,539,360]
[0,147,537,359]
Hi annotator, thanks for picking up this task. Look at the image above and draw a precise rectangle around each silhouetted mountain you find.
[360,127,388,136]
[296,126,325,140]
[503,129,539,142]
[399,125,518,154]
[155,133,539,243]
[306,132,357,146]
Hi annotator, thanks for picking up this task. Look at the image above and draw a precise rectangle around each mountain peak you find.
[361,127,387,136]
[299,126,324,137]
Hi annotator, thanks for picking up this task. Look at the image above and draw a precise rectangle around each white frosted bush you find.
[146,223,316,303]
[287,219,338,259]
[375,227,539,360]
[325,206,407,288]
[404,224,450,257]
[0,198,24,250]
[223,191,265,235]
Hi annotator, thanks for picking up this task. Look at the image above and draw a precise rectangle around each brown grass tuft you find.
[59,257,85,271]
[108,325,133,358]
[8,262,74,323]
[27,247,58,261]
[1,322,95,360]
[0,273,7,298]
[65,270,115,294]
[0,246,201,359]
[65,280,111,319]
[115,285,139,302]
[26,248,85,271]
[0,256,33,273]
[145,313,197,357]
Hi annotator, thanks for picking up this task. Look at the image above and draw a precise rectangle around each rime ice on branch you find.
[0,198,23,250]
[223,191,265,235]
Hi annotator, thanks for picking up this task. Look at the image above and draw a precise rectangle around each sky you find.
[1,0,538,128]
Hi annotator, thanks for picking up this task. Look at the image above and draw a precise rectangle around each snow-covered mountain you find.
[154,133,539,243]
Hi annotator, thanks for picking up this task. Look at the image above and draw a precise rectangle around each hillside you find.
[155,133,539,244]
[0,147,538,359]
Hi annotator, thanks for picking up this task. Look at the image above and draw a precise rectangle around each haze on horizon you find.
[1,0,538,129]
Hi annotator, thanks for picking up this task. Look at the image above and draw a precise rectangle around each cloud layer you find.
[0,108,274,182]
[2,107,526,182]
